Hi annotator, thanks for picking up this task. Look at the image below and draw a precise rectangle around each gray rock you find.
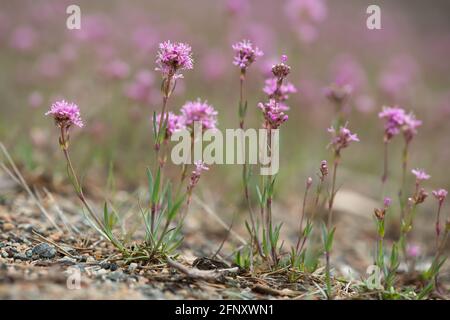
[13,253,30,261]
[32,243,57,259]
[57,256,77,266]
[128,263,138,273]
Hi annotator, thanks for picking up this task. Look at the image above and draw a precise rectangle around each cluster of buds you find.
[374,197,391,221]
[410,188,428,205]
[323,83,352,106]
[327,122,359,155]
[320,160,329,178]
[271,55,291,81]
[187,161,209,193]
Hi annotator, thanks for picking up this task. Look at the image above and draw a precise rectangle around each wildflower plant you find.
[323,122,359,298]
[232,39,263,271]
[47,41,210,263]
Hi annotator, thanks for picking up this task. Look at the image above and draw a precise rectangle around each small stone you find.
[25,249,33,258]
[2,223,14,231]
[1,251,9,258]
[58,256,77,266]
[13,253,29,261]
[86,256,96,263]
[128,263,138,273]
[32,243,57,259]
[110,263,118,271]
[100,262,111,270]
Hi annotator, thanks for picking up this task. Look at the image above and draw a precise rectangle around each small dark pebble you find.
[110,263,118,271]
[100,262,111,270]
[32,243,57,259]
[25,249,33,258]
[13,253,30,261]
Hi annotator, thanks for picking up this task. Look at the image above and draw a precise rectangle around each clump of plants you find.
[45,39,449,300]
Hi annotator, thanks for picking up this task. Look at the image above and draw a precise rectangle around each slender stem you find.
[59,127,103,231]
[381,140,388,197]
[399,142,409,222]
[295,184,310,254]
[435,203,442,249]
[327,156,339,229]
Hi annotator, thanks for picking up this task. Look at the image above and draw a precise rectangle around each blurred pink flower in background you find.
[9,26,37,52]
[225,0,250,17]
[131,25,158,54]
[36,54,63,79]
[330,54,367,93]
[406,244,421,258]
[59,43,79,64]
[28,91,44,109]
[100,59,130,80]
[124,70,156,105]
[284,0,328,43]
[202,49,227,81]
[378,54,419,100]
[30,127,49,149]
[73,15,110,42]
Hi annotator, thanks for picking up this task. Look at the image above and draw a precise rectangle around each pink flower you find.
[263,78,297,109]
[232,39,263,70]
[378,106,406,140]
[180,99,218,131]
[258,99,289,129]
[411,168,430,182]
[432,189,448,204]
[328,123,359,153]
[156,41,193,79]
[9,26,37,52]
[45,100,83,128]
[155,112,186,138]
[384,197,392,208]
[402,112,422,143]
[406,244,421,258]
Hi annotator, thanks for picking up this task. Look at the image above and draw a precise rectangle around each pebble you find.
[58,256,77,266]
[110,263,118,271]
[2,223,14,231]
[100,262,111,270]
[13,253,30,261]
[128,263,138,273]
[32,243,57,259]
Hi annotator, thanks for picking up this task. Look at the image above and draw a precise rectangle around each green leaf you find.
[256,185,264,205]
[146,168,153,200]
[151,167,161,205]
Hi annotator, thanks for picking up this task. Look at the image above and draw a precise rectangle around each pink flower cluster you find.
[188,160,209,192]
[432,189,448,204]
[180,99,218,131]
[328,123,359,153]
[378,106,422,142]
[258,99,289,129]
[156,41,193,79]
[411,168,430,182]
[232,40,263,71]
[156,112,186,138]
[263,78,297,110]
[45,100,83,128]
